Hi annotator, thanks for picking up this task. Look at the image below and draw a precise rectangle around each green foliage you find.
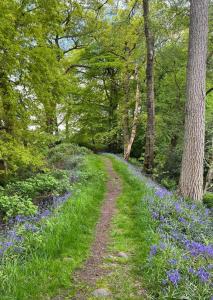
[203,192,213,208]
[6,172,70,200]
[0,169,70,220]
[0,154,107,300]
[160,177,177,190]
[0,195,37,220]
[48,143,91,159]
[48,143,92,171]
[0,133,45,182]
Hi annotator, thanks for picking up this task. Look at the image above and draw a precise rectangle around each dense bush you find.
[47,143,91,172]
[203,192,213,209]
[0,195,37,220]
[6,172,70,199]
[0,133,45,184]
[0,143,92,221]
[0,171,70,220]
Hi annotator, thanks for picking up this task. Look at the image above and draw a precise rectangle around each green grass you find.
[109,156,158,298]
[80,155,158,299]
[0,154,107,300]
[107,156,212,300]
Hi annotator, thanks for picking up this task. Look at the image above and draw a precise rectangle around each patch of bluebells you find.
[0,192,71,258]
[143,185,212,296]
[114,156,213,298]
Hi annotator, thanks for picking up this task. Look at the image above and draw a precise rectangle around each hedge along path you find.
[73,157,122,299]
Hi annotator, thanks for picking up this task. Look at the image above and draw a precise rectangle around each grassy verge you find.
[108,156,212,300]
[0,154,107,300]
[87,155,158,299]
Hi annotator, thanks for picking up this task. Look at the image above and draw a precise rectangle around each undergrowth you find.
[0,154,107,300]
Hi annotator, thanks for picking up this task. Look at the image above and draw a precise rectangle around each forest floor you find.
[1,154,211,300]
[56,157,146,300]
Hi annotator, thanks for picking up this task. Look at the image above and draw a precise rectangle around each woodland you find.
[0,1,212,299]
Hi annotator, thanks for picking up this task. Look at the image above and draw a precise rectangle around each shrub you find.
[0,195,37,220]
[5,172,70,200]
[203,192,213,209]
[0,132,45,183]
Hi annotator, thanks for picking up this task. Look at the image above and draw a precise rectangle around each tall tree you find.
[179,0,208,201]
[124,64,141,160]
[143,0,155,174]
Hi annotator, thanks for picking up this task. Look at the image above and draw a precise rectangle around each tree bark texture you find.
[143,0,155,174]
[179,0,208,201]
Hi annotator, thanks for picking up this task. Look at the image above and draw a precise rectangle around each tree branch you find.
[206,87,213,96]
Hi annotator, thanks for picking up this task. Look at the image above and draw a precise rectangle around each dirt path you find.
[73,158,122,299]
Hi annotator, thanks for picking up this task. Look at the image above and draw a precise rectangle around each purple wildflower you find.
[175,203,181,213]
[155,188,170,198]
[168,259,177,265]
[152,211,159,220]
[188,267,196,274]
[2,241,14,250]
[197,268,210,283]
[178,217,186,223]
[40,209,51,218]
[184,240,213,258]
[166,269,181,286]
[150,245,158,256]
[24,223,38,232]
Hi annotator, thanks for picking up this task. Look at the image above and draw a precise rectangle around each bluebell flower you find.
[155,188,170,198]
[24,223,38,232]
[166,269,181,286]
[3,241,14,249]
[150,245,158,256]
[152,211,159,220]
[15,215,27,223]
[175,203,181,213]
[168,259,177,265]
[196,268,210,282]
[178,217,186,223]
[188,267,196,274]
[40,209,51,218]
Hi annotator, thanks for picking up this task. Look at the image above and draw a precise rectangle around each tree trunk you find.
[124,65,141,160]
[123,67,131,158]
[143,0,155,174]
[179,0,208,201]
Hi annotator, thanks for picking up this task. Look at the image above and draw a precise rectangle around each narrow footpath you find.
[71,158,145,300]
[73,158,122,299]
